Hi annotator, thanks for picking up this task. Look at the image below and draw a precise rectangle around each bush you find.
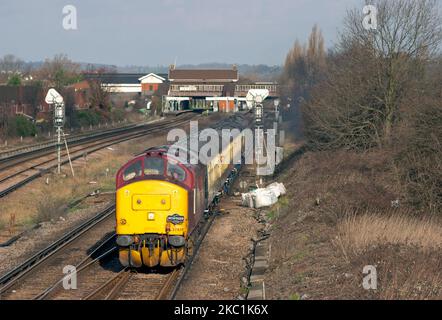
[395,102,442,212]
[76,110,101,127]
[7,74,21,86]
[111,108,125,122]
[8,115,37,137]
[34,194,66,224]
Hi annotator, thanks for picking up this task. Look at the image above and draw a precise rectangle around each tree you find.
[301,0,442,149]
[0,54,25,73]
[281,25,327,139]
[37,54,82,89]
[0,105,10,138]
[87,77,111,113]
[394,55,442,211]
[302,44,385,149]
[342,0,442,143]
[0,54,25,83]
[7,74,22,86]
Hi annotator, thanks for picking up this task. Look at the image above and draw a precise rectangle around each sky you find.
[0,0,366,66]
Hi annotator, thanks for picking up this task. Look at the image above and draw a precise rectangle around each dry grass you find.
[276,150,400,222]
[34,191,67,224]
[336,211,442,260]
[344,242,442,300]
[267,146,442,299]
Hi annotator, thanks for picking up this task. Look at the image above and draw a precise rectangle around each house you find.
[70,80,91,109]
[81,73,168,96]
[0,85,49,120]
[139,73,167,95]
[165,65,240,111]
[82,73,146,94]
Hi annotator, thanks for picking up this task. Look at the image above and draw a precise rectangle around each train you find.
[115,114,250,268]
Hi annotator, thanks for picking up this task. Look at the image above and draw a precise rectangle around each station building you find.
[80,67,279,113]
[164,65,279,113]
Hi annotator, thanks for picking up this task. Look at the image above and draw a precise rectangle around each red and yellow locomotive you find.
[115,127,243,268]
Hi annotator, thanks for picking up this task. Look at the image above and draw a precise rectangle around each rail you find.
[0,205,115,294]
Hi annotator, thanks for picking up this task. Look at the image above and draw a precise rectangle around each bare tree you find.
[281,25,327,139]
[86,69,111,113]
[282,25,327,99]
[394,55,442,211]
[37,54,81,89]
[302,0,442,149]
[0,54,25,83]
[0,54,25,73]
[342,0,442,142]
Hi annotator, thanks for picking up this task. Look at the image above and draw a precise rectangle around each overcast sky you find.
[1,0,368,66]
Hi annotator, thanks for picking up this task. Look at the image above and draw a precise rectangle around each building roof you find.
[168,68,239,82]
[0,85,43,104]
[83,73,168,84]
[70,80,90,90]
[138,73,166,82]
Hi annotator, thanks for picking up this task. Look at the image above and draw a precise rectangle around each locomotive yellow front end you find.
[115,155,190,268]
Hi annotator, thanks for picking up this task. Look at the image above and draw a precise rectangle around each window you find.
[167,161,186,182]
[144,157,164,175]
[123,161,142,181]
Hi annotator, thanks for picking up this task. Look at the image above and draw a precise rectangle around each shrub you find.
[7,74,21,86]
[111,108,125,122]
[34,194,66,224]
[76,110,101,127]
[395,101,442,212]
[8,115,37,137]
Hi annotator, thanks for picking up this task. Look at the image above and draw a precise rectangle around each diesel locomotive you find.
[115,115,248,268]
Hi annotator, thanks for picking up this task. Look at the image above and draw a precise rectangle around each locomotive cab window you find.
[144,157,164,175]
[167,161,186,182]
[123,160,142,181]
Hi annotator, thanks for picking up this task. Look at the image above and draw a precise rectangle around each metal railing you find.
[169,84,224,93]
[235,84,278,93]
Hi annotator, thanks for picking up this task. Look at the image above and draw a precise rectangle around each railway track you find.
[0,113,245,300]
[0,122,138,163]
[0,202,219,300]
[83,268,180,300]
[80,209,219,301]
[0,114,196,198]
[0,205,116,300]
